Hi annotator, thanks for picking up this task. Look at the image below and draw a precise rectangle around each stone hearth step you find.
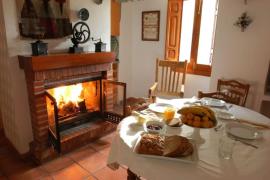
[60,120,116,153]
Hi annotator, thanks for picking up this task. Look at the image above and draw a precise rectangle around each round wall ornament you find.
[78,8,89,21]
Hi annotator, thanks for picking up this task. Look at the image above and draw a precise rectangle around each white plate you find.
[201,97,226,107]
[215,111,235,120]
[148,103,174,113]
[225,122,262,140]
[133,134,198,163]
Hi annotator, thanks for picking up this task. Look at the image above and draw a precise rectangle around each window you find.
[165,0,218,76]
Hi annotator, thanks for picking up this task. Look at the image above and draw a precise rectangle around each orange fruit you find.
[202,120,214,128]
[194,116,201,121]
[181,115,188,123]
[187,119,193,126]
[193,120,201,127]
[186,113,194,120]
[202,116,209,121]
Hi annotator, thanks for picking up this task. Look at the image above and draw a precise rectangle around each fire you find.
[53,83,83,109]
[47,82,99,117]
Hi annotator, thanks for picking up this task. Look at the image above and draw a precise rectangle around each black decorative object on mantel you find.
[31,40,48,56]
[234,12,252,32]
[92,38,106,52]
[69,22,91,53]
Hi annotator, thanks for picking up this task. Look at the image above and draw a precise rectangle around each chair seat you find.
[125,97,150,115]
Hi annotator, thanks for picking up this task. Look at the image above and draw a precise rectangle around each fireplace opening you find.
[43,76,126,153]
[46,78,101,126]
[45,77,103,152]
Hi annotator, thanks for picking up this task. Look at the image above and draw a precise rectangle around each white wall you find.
[211,0,270,110]
[120,0,270,112]
[0,0,111,154]
[119,0,210,98]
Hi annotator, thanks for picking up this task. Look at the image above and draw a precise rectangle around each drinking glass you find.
[218,133,235,159]
[163,107,175,123]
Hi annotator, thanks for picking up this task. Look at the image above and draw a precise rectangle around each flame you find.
[53,83,83,108]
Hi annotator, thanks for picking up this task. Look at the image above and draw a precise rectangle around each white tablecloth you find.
[107,98,270,180]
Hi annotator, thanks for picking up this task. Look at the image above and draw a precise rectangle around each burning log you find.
[78,100,87,113]
[58,101,79,117]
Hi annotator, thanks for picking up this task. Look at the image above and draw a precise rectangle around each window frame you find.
[165,0,218,77]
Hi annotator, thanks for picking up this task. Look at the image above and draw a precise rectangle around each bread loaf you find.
[164,136,193,157]
[137,134,193,157]
[137,134,164,156]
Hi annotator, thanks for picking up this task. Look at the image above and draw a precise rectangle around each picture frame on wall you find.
[142,11,160,41]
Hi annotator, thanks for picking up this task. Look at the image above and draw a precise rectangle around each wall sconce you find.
[234,12,252,32]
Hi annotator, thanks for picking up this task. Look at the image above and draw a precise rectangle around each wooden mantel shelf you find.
[18,52,116,71]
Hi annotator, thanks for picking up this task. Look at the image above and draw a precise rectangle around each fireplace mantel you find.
[18,52,116,71]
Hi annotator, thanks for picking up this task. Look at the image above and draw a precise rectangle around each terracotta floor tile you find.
[94,167,127,180]
[52,164,90,180]
[89,139,111,149]
[39,175,54,180]
[98,146,111,157]
[100,131,116,143]
[88,139,111,154]
[67,145,96,162]
[84,175,97,180]
[0,176,8,180]
[76,151,108,173]
[40,156,74,173]
[0,132,120,180]
[8,167,48,180]
[0,156,36,176]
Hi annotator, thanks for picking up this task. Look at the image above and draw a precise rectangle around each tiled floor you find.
[0,131,128,180]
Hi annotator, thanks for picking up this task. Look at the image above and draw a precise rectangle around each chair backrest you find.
[155,59,187,97]
[198,91,241,105]
[217,79,250,106]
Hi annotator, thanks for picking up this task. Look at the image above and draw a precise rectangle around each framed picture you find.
[16,0,72,39]
[142,11,160,41]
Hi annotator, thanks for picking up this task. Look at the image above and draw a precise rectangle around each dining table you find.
[107,97,270,180]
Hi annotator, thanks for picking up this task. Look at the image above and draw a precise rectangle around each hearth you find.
[18,52,126,163]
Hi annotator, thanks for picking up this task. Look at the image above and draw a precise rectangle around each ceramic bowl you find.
[144,120,165,134]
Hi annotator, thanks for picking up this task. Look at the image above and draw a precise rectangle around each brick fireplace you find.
[18,52,126,163]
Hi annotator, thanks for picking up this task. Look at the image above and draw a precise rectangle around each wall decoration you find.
[16,0,72,39]
[234,12,252,32]
[78,8,89,21]
[69,22,91,53]
[142,11,160,41]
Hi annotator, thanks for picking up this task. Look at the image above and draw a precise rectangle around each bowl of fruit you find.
[177,106,217,129]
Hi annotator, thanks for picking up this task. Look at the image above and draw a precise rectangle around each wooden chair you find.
[125,97,150,116]
[198,91,241,105]
[217,79,250,106]
[149,59,187,100]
